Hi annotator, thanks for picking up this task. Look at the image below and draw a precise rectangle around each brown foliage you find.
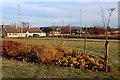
[36,45,60,64]
[2,41,105,71]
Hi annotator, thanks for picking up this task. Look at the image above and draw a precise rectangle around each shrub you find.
[57,46,73,57]
[36,45,63,64]
[2,40,23,47]
[2,41,24,58]
[54,51,105,71]
[1,41,105,71]
[2,45,31,58]
[2,41,39,63]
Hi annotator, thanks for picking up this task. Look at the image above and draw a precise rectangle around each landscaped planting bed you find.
[1,40,107,72]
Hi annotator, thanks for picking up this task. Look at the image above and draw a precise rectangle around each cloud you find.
[2,2,118,27]
[2,0,119,2]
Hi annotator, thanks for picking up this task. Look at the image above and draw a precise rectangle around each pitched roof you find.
[2,25,43,33]
[17,27,28,33]
[3,25,19,33]
[28,28,43,33]
[17,27,43,33]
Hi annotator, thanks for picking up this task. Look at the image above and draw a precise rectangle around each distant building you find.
[107,31,120,36]
[49,31,61,36]
[40,27,61,36]
[1,25,46,38]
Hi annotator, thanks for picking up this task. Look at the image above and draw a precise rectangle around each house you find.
[49,31,61,36]
[1,25,46,37]
[1,25,20,37]
[108,31,120,36]
[40,27,62,36]
[25,27,46,37]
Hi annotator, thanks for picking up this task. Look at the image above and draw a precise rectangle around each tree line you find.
[47,25,119,35]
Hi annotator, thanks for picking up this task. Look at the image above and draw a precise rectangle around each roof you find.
[1,25,43,33]
[3,25,19,33]
[17,27,43,33]
[17,27,29,33]
[28,28,43,33]
[0,25,42,33]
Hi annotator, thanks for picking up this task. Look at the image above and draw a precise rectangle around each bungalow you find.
[1,25,20,37]
[1,25,46,37]
[24,27,46,37]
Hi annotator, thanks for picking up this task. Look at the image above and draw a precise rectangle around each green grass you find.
[1,37,120,78]
[1,57,119,78]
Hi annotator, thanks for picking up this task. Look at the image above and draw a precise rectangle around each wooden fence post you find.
[84,36,87,54]
[61,34,64,46]
[61,20,64,47]
[52,23,55,46]
[104,38,109,72]
[84,27,87,54]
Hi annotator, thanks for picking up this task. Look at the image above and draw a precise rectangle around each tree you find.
[49,26,58,31]
[87,26,106,35]
[100,6,115,72]
[61,26,70,34]
[21,21,30,28]
[100,7,115,28]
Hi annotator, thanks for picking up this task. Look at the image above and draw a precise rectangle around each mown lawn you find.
[1,57,119,79]
[1,37,120,78]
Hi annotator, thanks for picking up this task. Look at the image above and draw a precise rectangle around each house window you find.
[13,33,17,35]
[14,34,17,35]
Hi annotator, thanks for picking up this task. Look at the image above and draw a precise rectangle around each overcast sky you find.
[1,0,119,27]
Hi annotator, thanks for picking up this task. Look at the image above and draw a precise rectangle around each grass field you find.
[1,37,120,78]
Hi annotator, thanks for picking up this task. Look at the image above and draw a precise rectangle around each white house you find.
[24,27,46,37]
[1,25,46,37]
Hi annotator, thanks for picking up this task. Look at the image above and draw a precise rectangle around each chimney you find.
[2,22,5,29]
[27,25,30,29]
[14,25,17,29]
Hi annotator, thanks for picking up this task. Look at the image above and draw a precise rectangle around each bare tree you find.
[100,6,115,72]
[22,22,30,28]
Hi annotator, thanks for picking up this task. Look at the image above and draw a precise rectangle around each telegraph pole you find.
[80,10,82,37]
[18,5,23,38]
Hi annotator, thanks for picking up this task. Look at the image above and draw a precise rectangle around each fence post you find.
[84,27,87,54]
[84,36,87,54]
[61,34,64,46]
[104,38,109,72]
[52,22,55,46]
[61,20,64,47]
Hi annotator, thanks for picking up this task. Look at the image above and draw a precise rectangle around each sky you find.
[1,0,119,27]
